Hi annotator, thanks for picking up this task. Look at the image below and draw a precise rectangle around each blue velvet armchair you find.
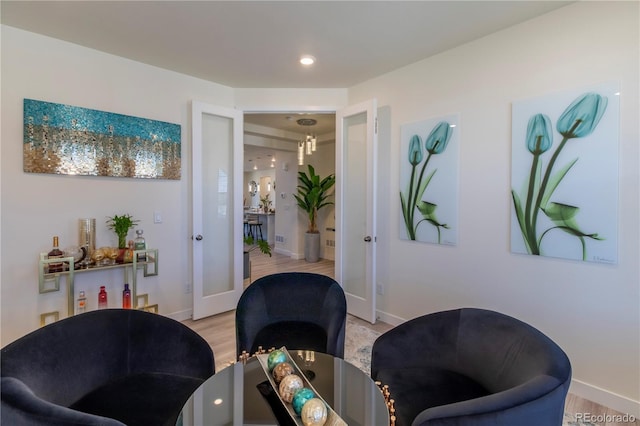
[1,309,215,426]
[371,308,571,426]
[236,272,347,358]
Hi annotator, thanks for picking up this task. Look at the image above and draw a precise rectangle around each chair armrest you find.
[1,377,125,426]
[411,375,569,426]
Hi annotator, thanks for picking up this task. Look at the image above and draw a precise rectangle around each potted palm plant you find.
[260,193,272,213]
[293,164,336,262]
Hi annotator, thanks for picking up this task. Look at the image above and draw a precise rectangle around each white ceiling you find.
[1,1,571,89]
[244,112,335,172]
[1,0,571,172]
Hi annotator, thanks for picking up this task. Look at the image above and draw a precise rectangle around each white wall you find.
[0,26,235,344]
[0,26,348,346]
[349,1,639,414]
[236,88,347,113]
[273,150,300,257]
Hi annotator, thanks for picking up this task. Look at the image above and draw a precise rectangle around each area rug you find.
[343,317,587,426]
[344,316,381,376]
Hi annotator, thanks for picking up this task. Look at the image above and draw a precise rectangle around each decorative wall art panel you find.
[510,83,619,264]
[399,114,459,245]
[23,99,181,179]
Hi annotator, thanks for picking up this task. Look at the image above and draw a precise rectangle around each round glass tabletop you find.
[177,350,389,426]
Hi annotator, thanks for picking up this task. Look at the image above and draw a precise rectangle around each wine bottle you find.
[47,236,64,273]
[122,283,131,309]
[98,286,108,309]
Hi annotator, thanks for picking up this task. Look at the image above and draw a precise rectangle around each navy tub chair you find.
[371,308,571,426]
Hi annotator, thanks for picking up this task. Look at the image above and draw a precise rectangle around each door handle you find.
[364,236,372,242]
[194,234,203,241]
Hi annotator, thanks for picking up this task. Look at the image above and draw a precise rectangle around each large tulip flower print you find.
[512,92,608,260]
[400,121,453,242]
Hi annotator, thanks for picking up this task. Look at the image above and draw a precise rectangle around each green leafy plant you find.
[293,165,336,234]
[260,193,272,212]
[106,214,139,249]
[243,236,271,256]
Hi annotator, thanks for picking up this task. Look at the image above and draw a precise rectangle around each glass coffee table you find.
[177,350,390,425]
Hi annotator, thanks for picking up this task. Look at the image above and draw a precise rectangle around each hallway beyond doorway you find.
[245,249,334,286]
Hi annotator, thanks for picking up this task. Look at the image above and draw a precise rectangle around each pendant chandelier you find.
[297,118,317,166]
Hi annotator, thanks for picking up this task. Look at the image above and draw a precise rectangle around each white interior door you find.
[336,99,377,324]
[191,101,243,320]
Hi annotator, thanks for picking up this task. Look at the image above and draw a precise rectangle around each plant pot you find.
[116,248,126,264]
[243,251,250,280]
[304,232,320,263]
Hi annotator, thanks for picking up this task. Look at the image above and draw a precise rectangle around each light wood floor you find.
[183,250,637,425]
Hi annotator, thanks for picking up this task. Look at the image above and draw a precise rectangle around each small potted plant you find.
[260,193,272,213]
[106,214,139,250]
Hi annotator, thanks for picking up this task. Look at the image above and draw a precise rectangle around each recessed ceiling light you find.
[300,55,316,66]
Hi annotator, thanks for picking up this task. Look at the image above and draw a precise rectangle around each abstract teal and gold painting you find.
[23,99,181,179]
[511,83,619,263]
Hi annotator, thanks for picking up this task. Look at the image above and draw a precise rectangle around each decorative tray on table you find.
[256,347,347,426]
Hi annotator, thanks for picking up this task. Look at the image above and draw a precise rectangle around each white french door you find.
[191,101,244,320]
[336,99,378,324]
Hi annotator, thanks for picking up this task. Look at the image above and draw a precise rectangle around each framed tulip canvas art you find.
[510,83,620,264]
[399,114,459,245]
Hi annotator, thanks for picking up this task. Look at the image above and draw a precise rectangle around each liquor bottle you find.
[134,229,146,261]
[77,290,87,314]
[47,236,64,273]
[98,286,108,309]
[123,240,135,263]
[122,283,131,309]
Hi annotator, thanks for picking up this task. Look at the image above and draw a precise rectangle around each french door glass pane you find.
[201,113,234,296]
[342,112,367,299]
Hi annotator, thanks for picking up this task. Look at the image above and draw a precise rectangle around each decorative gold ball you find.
[300,398,327,426]
[272,362,294,383]
[278,374,303,403]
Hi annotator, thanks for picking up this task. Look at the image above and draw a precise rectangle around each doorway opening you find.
[243,112,336,271]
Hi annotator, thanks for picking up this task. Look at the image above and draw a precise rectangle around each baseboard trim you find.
[375,309,405,327]
[273,247,305,260]
[166,309,192,322]
[273,247,293,257]
[569,379,640,418]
